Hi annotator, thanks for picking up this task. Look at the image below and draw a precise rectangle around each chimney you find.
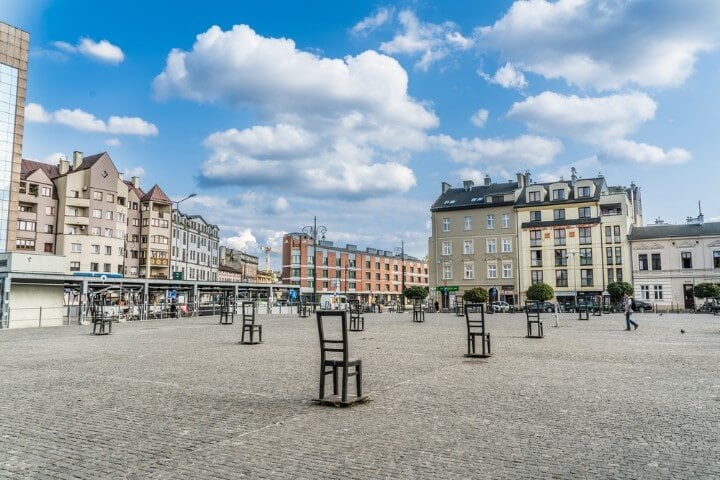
[463,180,474,191]
[131,176,140,189]
[72,151,83,169]
[516,172,525,189]
[58,158,69,175]
[571,166,578,184]
[441,182,452,194]
[484,175,491,186]
[524,170,532,185]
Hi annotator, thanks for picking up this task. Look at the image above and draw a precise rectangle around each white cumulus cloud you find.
[24,103,158,136]
[479,0,720,90]
[51,37,124,64]
[431,134,562,167]
[352,8,392,36]
[470,109,489,127]
[480,63,527,89]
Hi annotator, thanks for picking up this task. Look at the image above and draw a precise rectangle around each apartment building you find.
[219,246,258,282]
[516,170,641,305]
[281,233,429,303]
[428,177,519,308]
[629,213,720,311]
[171,211,219,281]
[1,22,30,252]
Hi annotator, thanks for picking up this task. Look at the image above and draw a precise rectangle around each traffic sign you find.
[435,285,459,292]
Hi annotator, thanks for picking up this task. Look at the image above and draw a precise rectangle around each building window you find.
[106,193,115,203]
[578,186,591,197]
[464,216,472,231]
[607,247,614,266]
[607,268,614,283]
[613,225,621,243]
[552,189,565,200]
[651,253,661,270]
[616,268,623,282]
[578,207,591,219]
[579,227,592,245]
[555,269,568,287]
[105,211,113,220]
[502,263,512,278]
[45,206,55,215]
[531,270,543,285]
[501,238,511,253]
[463,240,474,255]
[464,264,474,280]
[103,263,111,273]
[93,191,102,200]
[487,214,494,229]
[17,220,36,231]
[554,229,566,246]
[92,209,102,218]
[681,252,692,269]
[638,253,647,270]
[44,243,53,253]
[442,264,452,280]
[502,214,510,228]
[714,251,720,268]
[528,191,541,202]
[442,241,452,256]
[486,239,496,253]
[91,244,100,254]
[614,247,622,265]
[71,243,81,253]
[70,261,80,271]
[41,186,52,197]
[579,248,592,265]
[15,239,35,250]
[105,245,112,255]
[640,285,650,300]
[553,209,565,221]
[44,225,54,234]
[90,262,99,272]
[487,264,497,279]
[530,230,542,247]
[653,285,663,300]
[555,249,567,267]
[580,269,593,287]
[530,210,541,221]
[530,250,542,267]
[442,218,450,232]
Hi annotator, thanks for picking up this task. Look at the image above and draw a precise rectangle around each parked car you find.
[526,301,556,313]
[633,299,653,312]
[491,301,511,312]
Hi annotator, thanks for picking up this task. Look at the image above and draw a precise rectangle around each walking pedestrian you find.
[623,293,638,331]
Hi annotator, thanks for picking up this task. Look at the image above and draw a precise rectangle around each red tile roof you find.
[141,184,172,204]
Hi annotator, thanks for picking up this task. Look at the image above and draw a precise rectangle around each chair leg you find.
[356,364,362,397]
[258,325,262,343]
[341,366,349,403]
[332,366,339,396]
[319,366,325,399]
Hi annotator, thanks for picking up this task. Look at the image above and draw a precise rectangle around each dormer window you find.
[552,189,565,200]
[528,191,541,202]
[578,186,591,197]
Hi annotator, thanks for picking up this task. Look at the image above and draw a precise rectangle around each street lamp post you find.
[172,193,196,280]
[121,236,135,313]
[394,240,406,312]
[301,216,327,304]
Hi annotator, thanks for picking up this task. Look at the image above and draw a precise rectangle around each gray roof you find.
[629,222,720,240]
[515,177,608,207]
[430,182,519,211]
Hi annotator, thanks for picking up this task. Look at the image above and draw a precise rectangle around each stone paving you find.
[1,310,719,479]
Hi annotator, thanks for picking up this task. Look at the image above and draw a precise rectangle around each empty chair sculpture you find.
[464,303,491,357]
[455,297,464,317]
[316,310,365,406]
[219,295,234,325]
[525,301,544,338]
[412,300,425,322]
[348,300,365,331]
[91,295,112,335]
[240,301,262,344]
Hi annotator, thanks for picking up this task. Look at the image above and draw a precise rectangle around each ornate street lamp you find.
[172,193,196,280]
[394,240,406,312]
[301,216,327,304]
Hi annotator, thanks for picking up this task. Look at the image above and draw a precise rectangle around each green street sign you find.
[172,272,184,280]
[435,285,459,292]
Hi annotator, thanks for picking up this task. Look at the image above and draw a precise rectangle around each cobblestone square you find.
[1,311,719,479]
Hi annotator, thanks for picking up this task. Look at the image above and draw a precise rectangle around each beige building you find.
[219,246,258,282]
[429,177,520,308]
[516,170,641,305]
[1,22,30,253]
[629,215,720,311]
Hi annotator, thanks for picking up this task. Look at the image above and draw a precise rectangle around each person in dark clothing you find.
[623,293,638,330]
[434,301,440,313]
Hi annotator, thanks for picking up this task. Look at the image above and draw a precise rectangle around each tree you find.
[463,287,488,303]
[526,283,554,302]
[404,286,429,300]
[693,282,720,300]
[607,281,634,302]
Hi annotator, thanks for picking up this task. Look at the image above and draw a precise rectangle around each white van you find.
[320,294,348,310]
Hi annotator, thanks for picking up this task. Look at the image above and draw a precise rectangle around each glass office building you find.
[0,22,29,252]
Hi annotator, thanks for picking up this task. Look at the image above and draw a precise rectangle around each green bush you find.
[463,287,488,303]
[607,281,634,302]
[526,283,554,302]
[693,282,720,300]
[404,286,429,300]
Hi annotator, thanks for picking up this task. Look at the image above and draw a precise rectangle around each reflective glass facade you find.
[0,63,18,251]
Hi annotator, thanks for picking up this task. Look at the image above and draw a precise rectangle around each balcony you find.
[150,258,169,266]
[65,216,89,226]
[66,196,90,208]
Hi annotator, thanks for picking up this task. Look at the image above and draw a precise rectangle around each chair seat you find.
[323,358,361,368]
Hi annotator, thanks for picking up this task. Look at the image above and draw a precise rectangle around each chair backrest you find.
[464,303,485,332]
[413,300,422,312]
[242,301,255,325]
[316,310,349,363]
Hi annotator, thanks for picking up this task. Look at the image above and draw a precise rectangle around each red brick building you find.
[281,233,429,303]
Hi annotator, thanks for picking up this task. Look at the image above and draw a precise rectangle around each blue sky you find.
[4,0,720,267]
